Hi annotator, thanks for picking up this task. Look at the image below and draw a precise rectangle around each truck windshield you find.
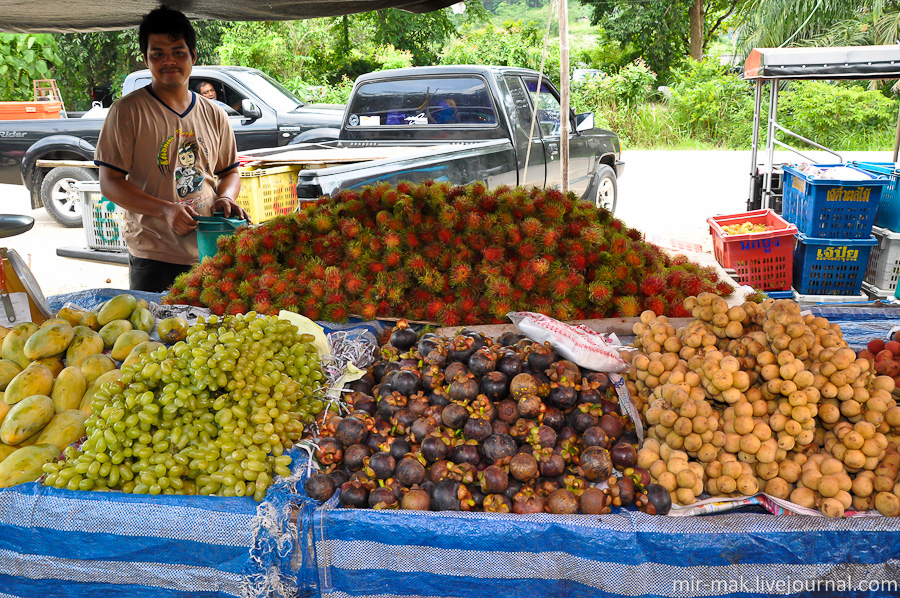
[232,70,305,112]
[347,77,497,126]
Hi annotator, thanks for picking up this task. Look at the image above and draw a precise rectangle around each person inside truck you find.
[94,6,248,293]
[197,80,218,101]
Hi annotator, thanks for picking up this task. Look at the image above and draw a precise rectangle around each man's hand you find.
[164,202,201,236]
[213,196,250,222]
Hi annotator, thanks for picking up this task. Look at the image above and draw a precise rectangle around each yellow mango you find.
[34,356,65,378]
[35,410,88,450]
[111,330,150,361]
[80,311,101,331]
[158,317,189,343]
[39,318,70,329]
[123,341,165,368]
[0,325,8,342]
[99,319,133,350]
[0,443,16,463]
[16,433,39,447]
[0,359,23,391]
[0,444,60,488]
[1,322,39,368]
[0,402,9,425]
[79,354,116,387]
[66,328,104,367]
[51,367,86,413]
[4,363,54,405]
[97,294,137,326]
[136,298,149,310]
[23,321,74,361]
[0,394,55,445]
[129,307,155,334]
[56,307,86,327]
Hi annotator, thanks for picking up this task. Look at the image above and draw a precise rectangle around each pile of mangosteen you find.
[304,321,672,516]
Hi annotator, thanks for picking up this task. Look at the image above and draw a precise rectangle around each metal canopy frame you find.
[743,45,900,211]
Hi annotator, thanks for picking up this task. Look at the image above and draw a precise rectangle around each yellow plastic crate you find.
[235,165,300,223]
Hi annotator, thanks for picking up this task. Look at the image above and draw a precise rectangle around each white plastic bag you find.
[507,311,628,373]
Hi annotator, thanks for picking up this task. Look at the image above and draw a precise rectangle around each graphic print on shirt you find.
[157,128,210,207]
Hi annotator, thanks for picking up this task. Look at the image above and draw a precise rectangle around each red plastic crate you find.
[707,209,799,291]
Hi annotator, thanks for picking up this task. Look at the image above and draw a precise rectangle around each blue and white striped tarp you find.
[301,506,900,598]
[0,482,257,598]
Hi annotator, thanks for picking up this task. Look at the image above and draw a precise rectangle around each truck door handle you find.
[548,142,559,157]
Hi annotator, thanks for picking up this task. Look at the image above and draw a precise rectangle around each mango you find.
[35,410,88,450]
[0,402,9,426]
[16,433,40,447]
[51,367,86,413]
[158,317,189,343]
[79,311,101,331]
[24,321,74,361]
[0,325,8,342]
[0,443,16,463]
[34,356,65,378]
[0,359,23,391]
[129,307,155,334]
[97,294,137,326]
[80,354,116,387]
[0,394,55,445]
[66,328,104,367]
[4,363,54,405]
[1,322,39,368]
[123,341,165,368]
[56,307,86,327]
[79,369,122,414]
[111,330,150,362]
[0,444,60,488]
[99,319,133,349]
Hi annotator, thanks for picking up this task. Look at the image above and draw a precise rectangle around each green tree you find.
[441,20,561,81]
[734,0,892,54]
[0,34,62,101]
[577,0,746,80]
[53,23,223,111]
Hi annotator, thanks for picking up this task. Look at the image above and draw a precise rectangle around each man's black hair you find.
[139,5,197,60]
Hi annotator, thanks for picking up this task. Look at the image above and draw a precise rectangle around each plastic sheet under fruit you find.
[806,304,900,351]
[296,502,900,598]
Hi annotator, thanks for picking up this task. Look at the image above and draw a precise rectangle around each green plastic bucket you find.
[196,214,247,261]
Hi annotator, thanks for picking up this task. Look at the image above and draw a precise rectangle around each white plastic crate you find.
[862,281,895,301]
[864,225,900,293]
[793,290,869,306]
[77,181,127,252]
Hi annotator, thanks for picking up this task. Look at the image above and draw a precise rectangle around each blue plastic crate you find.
[850,161,900,232]
[793,233,878,296]
[781,164,889,239]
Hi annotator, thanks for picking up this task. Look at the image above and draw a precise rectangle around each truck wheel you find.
[41,166,97,228]
[593,164,617,215]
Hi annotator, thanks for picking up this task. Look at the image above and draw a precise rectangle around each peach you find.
[869,339,886,354]
[887,341,900,357]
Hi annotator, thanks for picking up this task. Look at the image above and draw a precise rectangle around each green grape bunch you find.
[42,312,327,501]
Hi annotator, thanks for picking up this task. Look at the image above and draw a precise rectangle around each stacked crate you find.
[781,164,888,300]
[851,163,900,300]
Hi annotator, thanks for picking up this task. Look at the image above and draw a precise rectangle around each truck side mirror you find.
[241,99,262,120]
[575,112,594,132]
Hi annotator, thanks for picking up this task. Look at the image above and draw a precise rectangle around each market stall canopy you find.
[0,0,459,32]
[744,45,900,80]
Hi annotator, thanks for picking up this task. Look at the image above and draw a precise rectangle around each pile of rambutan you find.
[164,181,733,325]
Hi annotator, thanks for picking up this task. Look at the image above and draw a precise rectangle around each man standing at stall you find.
[95,6,248,292]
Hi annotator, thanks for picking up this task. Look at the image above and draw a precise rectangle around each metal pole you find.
[893,101,900,162]
[559,0,569,193]
[764,79,779,210]
[749,79,763,207]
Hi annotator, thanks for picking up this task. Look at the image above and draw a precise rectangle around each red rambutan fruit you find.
[483,246,504,263]
[614,296,641,318]
[425,300,444,320]
[716,281,735,297]
[567,253,588,271]
[384,250,403,269]
[620,281,638,296]
[588,282,612,304]
[644,296,667,316]
[517,270,537,292]
[450,263,473,287]
[640,274,666,297]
